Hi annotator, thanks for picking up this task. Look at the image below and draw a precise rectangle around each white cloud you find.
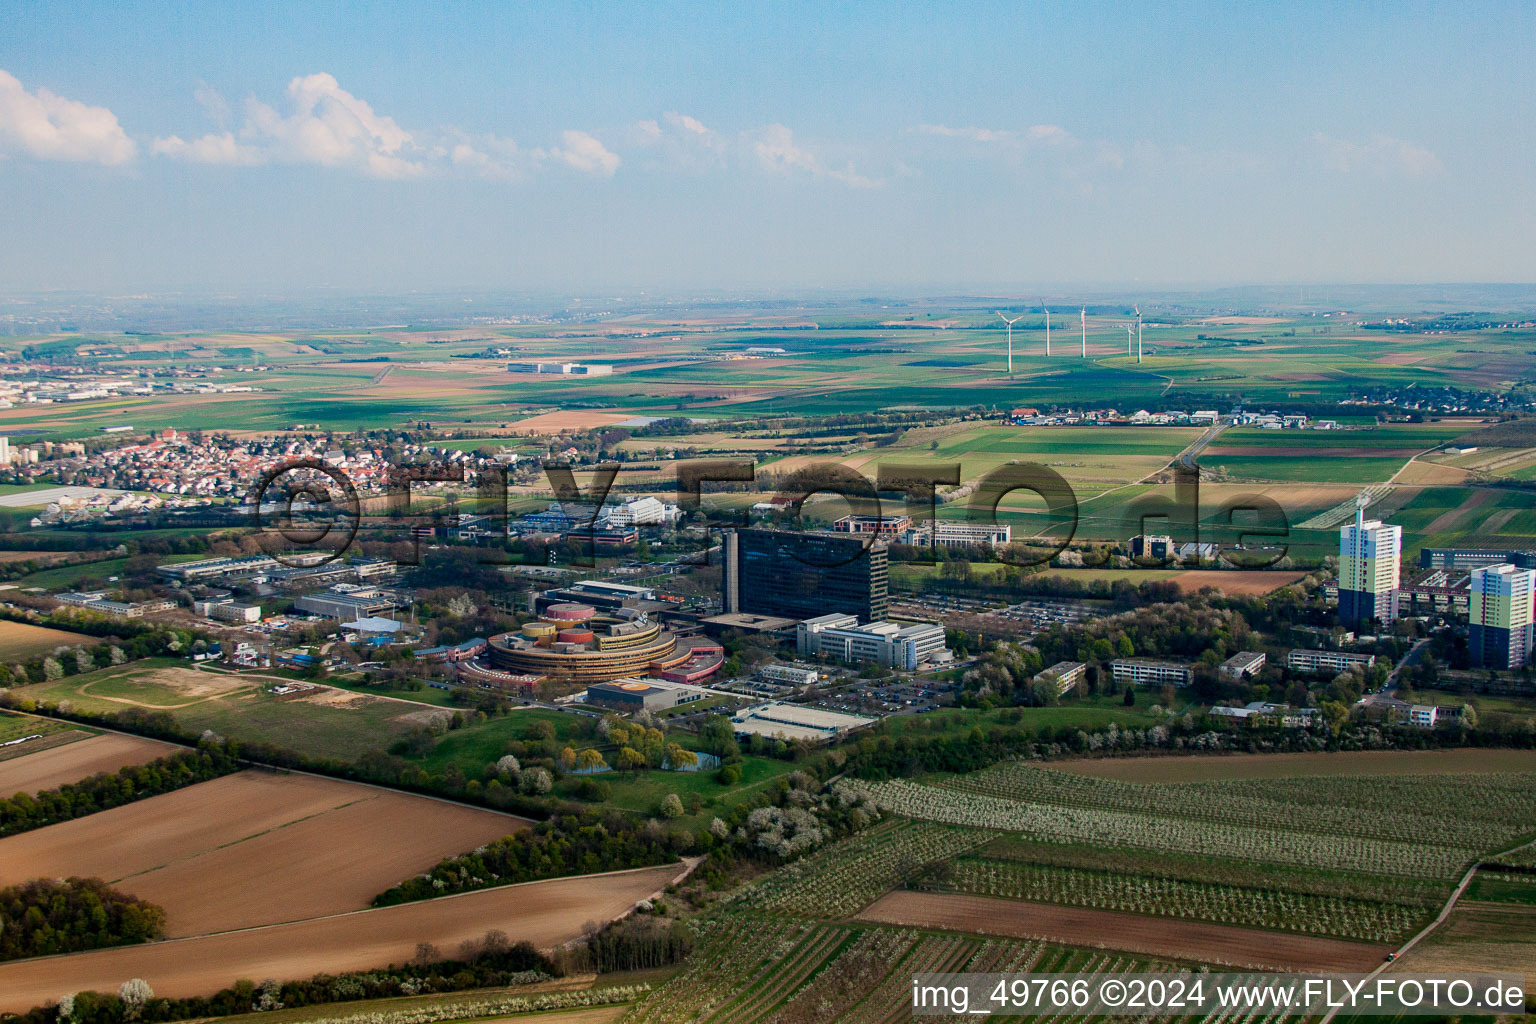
[630,111,726,168]
[665,111,709,136]
[449,133,528,181]
[193,83,231,127]
[152,131,263,166]
[910,123,1018,143]
[1313,133,1442,176]
[0,69,136,165]
[542,129,620,176]
[909,122,1074,147]
[244,72,425,179]
[750,123,879,188]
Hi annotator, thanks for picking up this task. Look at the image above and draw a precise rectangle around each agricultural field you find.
[0,861,687,1013]
[734,820,995,920]
[759,755,1536,976]
[0,618,95,658]
[1047,747,1536,782]
[14,662,438,760]
[0,729,177,794]
[0,769,529,937]
[842,777,1488,878]
[1395,901,1536,978]
[855,891,1389,972]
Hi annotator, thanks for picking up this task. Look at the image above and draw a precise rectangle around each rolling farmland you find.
[0,862,688,1013]
[0,619,96,659]
[856,891,1390,972]
[0,769,528,936]
[0,731,178,795]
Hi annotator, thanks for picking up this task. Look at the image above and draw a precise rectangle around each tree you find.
[665,743,698,769]
[615,746,646,771]
[520,767,552,794]
[659,793,684,819]
[1460,703,1478,729]
[42,657,64,681]
[1123,686,1135,706]
[577,748,607,772]
[119,979,153,1019]
[1319,700,1350,735]
[495,754,520,777]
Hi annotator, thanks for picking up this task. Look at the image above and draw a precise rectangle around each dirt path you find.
[76,678,254,709]
[857,891,1390,972]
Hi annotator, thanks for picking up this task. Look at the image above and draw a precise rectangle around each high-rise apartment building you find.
[1469,563,1535,669]
[1339,507,1401,627]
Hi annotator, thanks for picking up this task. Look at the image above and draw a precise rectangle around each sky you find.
[1,1,1533,296]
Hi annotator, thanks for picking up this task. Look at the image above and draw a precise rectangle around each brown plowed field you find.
[0,770,528,936]
[857,891,1390,972]
[0,732,178,796]
[508,410,637,433]
[0,863,685,1012]
[1173,570,1306,595]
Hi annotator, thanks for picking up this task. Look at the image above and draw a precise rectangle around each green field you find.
[11,660,428,761]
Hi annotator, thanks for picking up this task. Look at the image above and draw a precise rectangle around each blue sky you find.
[1,2,1532,294]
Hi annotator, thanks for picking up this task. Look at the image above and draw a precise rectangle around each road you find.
[1178,418,1229,471]
[1360,637,1431,709]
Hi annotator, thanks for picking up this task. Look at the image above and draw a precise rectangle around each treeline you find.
[5,933,556,1024]
[0,877,165,961]
[373,810,684,905]
[0,609,210,688]
[0,744,238,837]
[839,713,1536,783]
[376,765,875,906]
[573,914,693,974]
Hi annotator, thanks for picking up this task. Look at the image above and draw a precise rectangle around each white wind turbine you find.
[996,311,1024,375]
[1041,303,1051,357]
[1135,305,1143,363]
[1126,324,1134,358]
[1080,307,1087,357]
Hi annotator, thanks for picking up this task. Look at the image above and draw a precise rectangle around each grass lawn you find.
[410,707,601,775]
[15,551,207,590]
[575,753,800,824]
[1465,871,1536,905]
[874,694,1162,742]
[326,677,461,708]
[12,660,425,761]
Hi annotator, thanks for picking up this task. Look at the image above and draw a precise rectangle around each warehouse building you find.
[587,678,701,711]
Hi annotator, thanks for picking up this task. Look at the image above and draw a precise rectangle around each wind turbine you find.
[1126,325,1134,358]
[1041,303,1051,357]
[1134,305,1143,364]
[1080,307,1087,357]
[996,311,1024,376]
